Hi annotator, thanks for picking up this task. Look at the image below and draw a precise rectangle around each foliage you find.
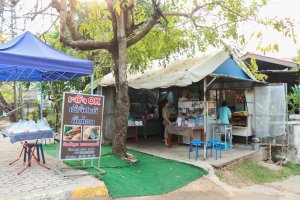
[294,57,300,63]
[288,84,300,114]
[284,162,300,175]
[25,109,39,122]
[216,160,300,186]
[293,50,300,63]
[42,29,111,79]
[68,0,296,73]
[245,57,268,81]
[0,82,15,103]
[15,0,297,157]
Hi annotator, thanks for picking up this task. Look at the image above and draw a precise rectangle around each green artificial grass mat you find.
[43,144,208,198]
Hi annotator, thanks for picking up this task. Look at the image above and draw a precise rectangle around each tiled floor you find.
[0,137,107,200]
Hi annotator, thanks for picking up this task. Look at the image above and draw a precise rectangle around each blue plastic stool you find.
[207,140,222,160]
[188,140,204,161]
[215,144,222,160]
[23,143,45,165]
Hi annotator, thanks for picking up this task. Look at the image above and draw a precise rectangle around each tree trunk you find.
[48,81,62,131]
[112,7,129,158]
[0,83,13,114]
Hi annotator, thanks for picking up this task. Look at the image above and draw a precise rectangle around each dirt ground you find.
[0,119,9,130]
[118,174,300,200]
[216,169,254,187]
[2,119,299,200]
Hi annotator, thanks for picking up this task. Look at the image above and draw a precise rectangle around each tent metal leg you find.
[40,82,43,119]
[40,82,46,144]
[91,74,94,95]
[203,78,207,160]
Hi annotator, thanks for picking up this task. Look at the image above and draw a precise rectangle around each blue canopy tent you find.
[207,57,260,90]
[212,58,251,80]
[0,31,94,117]
[0,31,93,82]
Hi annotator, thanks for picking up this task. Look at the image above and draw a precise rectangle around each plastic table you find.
[2,130,53,175]
[166,124,204,148]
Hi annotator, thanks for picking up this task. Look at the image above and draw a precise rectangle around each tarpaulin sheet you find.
[100,49,255,89]
[211,58,251,80]
[254,85,286,138]
[2,130,53,144]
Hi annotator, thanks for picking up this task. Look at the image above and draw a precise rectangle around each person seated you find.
[145,104,159,120]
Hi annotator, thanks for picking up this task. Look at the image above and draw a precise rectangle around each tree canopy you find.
[1,0,296,158]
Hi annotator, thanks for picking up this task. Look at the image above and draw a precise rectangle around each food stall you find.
[99,49,261,152]
[165,87,253,148]
[0,31,94,173]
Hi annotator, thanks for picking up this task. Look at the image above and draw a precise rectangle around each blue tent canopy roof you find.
[211,58,252,80]
[0,31,94,82]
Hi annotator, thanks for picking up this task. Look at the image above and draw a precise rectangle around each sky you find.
[14,0,300,59]
[242,0,300,58]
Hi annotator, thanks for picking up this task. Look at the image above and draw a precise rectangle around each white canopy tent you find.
[100,49,256,89]
[99,49,259,159]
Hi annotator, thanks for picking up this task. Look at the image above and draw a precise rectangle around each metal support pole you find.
[96,84,105,174]
[40,82,43,119]
[203,77,207,159]
[284,83,289,156]
[19,83,25,120]
[13,81,18,121]
[40,82,46,144]
[207,77,217,88]
[91,74,94,95]
[97,86,103,170]
[90,74,94,166]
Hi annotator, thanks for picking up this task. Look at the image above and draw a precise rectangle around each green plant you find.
[42,108,51,118]
[216,161,300,187]
[288,85,300,114]
[284,162,300,175]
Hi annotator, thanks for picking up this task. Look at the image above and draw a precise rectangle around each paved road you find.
[1,118,299,200]
[0,135,108,200]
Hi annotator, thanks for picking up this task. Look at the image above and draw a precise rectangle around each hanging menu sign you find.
[59,92,104,160]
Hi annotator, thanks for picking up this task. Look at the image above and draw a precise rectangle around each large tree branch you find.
[60,39,111,50]
[124,0,137,37]
[125,7,135,37]
[59,0,111,51]
[66,0,80,40]
[59,0,67,40]
[127,0,164,47]
[127,19,156,47]
[105,0,117,39]
[127,1,223,47]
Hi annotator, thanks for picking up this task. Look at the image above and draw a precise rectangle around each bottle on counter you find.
[176,117,182,126]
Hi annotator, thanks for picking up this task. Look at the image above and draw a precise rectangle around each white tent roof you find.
[100,49,248,89]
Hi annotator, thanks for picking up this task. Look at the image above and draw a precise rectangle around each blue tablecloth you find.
[2,130,53,144]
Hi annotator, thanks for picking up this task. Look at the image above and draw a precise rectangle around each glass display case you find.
[231,114,253,144]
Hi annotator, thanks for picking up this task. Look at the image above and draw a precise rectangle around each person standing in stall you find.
[217,101,232,124]
[162,99,171,145]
